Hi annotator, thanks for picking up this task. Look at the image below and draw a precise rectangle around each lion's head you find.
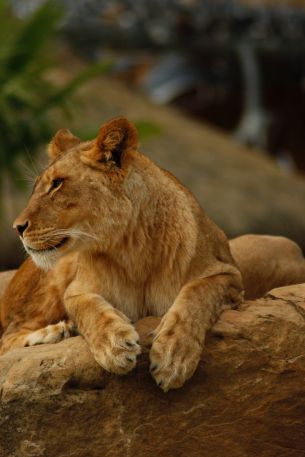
[13,117,140,270]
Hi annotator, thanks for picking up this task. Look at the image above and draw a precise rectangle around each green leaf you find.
[0,1,110,195]
[135,120,163,141]
[0,1,63,82]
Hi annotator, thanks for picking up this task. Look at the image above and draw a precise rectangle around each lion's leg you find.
[0,328,32,355]
[64,291,141,374]
[230,234,305,299]
[0,320,75,356]
[24,320,76,346]
[149,269,243,392]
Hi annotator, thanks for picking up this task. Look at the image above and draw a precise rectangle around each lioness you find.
[1,117,304,391]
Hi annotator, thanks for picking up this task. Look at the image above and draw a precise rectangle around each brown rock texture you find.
[1,279,305,456]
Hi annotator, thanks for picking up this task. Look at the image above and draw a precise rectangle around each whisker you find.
[28,227,99,245]
[18,163,37,186]
[23,147,40,176]
[53,228,98,241]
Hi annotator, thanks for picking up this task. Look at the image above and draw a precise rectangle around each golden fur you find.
[1,117,305,391]
[230,234,305,299]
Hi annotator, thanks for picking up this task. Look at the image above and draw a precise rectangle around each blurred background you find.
[1,0,305,270]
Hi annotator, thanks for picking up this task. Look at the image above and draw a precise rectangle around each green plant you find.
[0,0,107,188]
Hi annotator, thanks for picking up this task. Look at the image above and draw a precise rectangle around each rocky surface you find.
[1,271,305,456]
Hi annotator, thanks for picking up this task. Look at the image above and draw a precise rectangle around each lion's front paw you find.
[149,320,203,392]
[90,313,141,375]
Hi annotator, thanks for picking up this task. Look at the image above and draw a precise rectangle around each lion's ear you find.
[82,117,138,168]
[48,129,81,160]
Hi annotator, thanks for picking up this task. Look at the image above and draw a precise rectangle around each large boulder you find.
[1,281,305,457]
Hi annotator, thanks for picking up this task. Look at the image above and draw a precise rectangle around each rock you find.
[1,282,305,456]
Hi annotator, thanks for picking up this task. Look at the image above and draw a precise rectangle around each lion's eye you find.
[48,178,64,193]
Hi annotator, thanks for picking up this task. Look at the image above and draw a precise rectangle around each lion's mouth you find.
[26,237,69,253]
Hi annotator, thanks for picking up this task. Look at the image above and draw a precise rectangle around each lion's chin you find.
[28,249,60,271]
[24,237,70,271]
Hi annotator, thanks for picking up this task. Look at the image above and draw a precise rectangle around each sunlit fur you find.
[2,117,245,391]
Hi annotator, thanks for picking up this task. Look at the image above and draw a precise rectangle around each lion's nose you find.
[15,221,29,237]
